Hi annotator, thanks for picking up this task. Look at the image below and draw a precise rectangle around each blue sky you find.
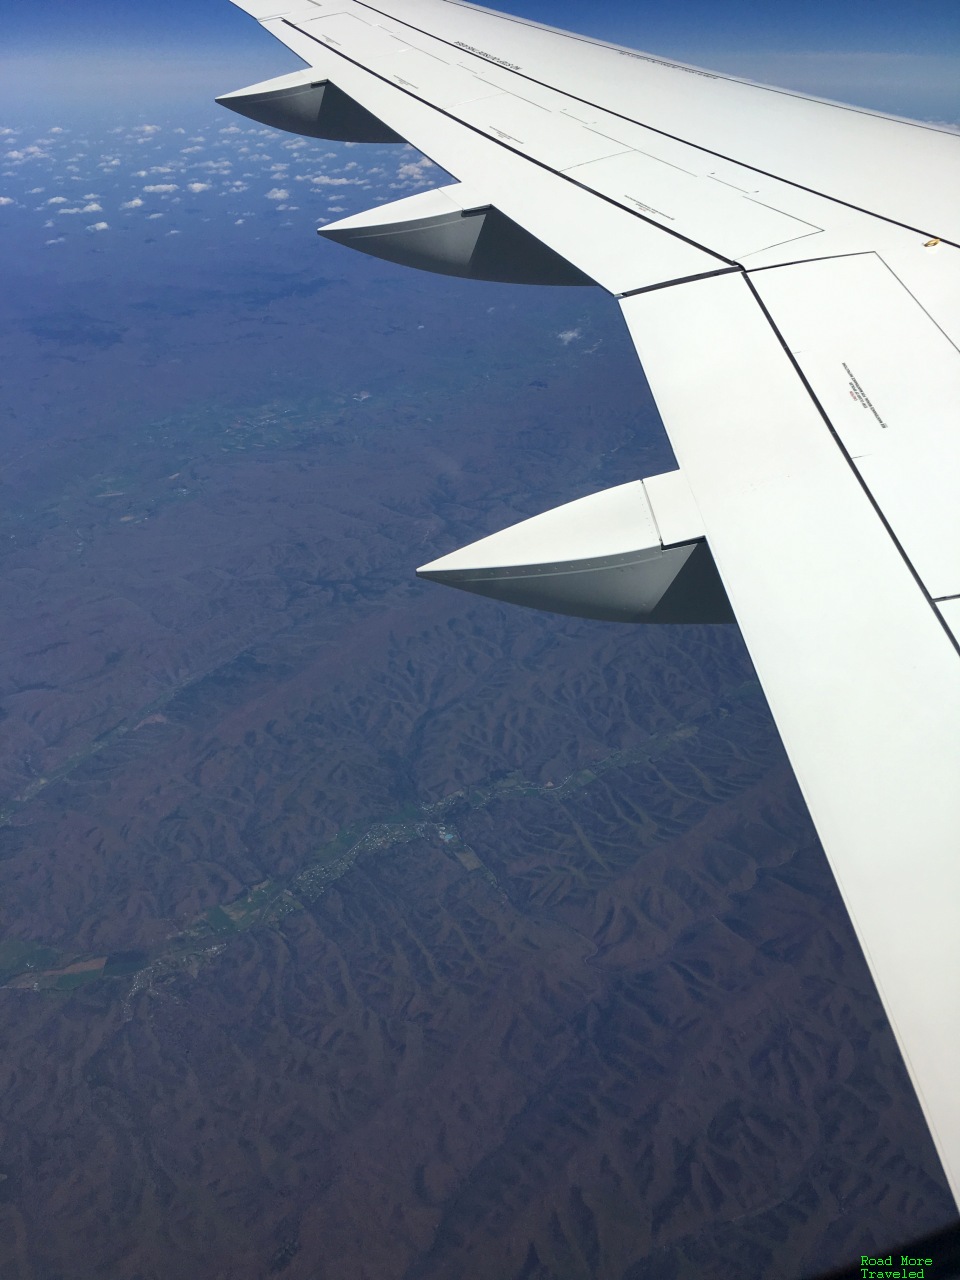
[2,0,959,124]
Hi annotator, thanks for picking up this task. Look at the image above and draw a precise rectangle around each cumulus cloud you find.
[397,157,434,178]
[143,183,178,192]
[309,175,359,186]
[132,124,160,134]
[146,212,164,219]
[86,221,109,231]
[557,328,581,345]
[0,196,14,206]
[120,197,143,209]
[46,195,68,203]
[186,181,211,192]
[265,187,289,200]
[45,236,66,244]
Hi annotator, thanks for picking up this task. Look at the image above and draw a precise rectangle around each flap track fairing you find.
[418,473,733,623]
[319,185,593,286]
[216,71,403,143]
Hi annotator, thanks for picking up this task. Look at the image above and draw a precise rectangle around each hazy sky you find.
[2,0,959,125]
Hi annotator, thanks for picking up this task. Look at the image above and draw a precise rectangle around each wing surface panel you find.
[565,150,821,259]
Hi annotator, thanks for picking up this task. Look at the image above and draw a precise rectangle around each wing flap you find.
[620,271,960,1202]
[751,252,960,600]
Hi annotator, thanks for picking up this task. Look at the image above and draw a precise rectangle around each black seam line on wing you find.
[742,268,960,659]
[936,592,960,603]
[617,267,739,299]
[746,249,876,274]
[283,18,739,272]
[350,0,959,250]
[370,0,960,139]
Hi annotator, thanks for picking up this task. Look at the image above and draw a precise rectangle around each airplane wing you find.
[219,0,960,1210]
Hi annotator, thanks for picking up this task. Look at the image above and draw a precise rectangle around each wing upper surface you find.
[223,0,960,1209]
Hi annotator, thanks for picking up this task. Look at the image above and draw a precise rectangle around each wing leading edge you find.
[220,0,960,1210]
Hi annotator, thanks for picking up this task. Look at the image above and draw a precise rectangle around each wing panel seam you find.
[281,17,738,270]
[740,269,960,657]
[350,0,958,247]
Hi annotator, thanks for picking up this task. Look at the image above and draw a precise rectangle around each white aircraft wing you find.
[219,0,960,1209]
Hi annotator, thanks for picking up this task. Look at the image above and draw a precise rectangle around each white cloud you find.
[132,124,160,134]
[58,206,85,214]
[557,328,581,345]
[219,125,241,134]
[396,157,435,185]
[143,183,178,192]
[265,187,289,200]
[0,196,14,206]
[166,229,180,235]
[86,221,109,231]
[146,212,164,219]
[186,181,211,193]
[49,126,64,134]
[27,186,44,193]
[120,197,143,209]
[309,175,358,187]
[81,201,102,212]
[45,236,66,245]
[81,191,99,199]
